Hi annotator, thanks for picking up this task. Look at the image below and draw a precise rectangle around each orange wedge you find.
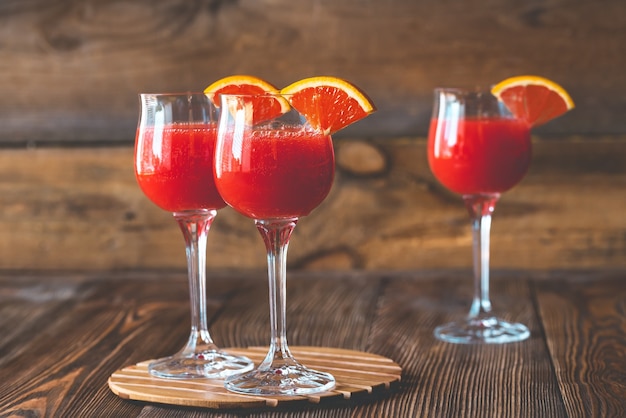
[491,75,575,127]
[204,75,290,124]
[280,76,376,134]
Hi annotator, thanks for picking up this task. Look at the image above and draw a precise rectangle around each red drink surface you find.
[135,123,226,212]
[428,117,531,195]
[215,128,335,219]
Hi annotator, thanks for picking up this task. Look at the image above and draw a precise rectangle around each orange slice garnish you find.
[491,75,575,127]
[280,76,376,134]
[204,75,290,124]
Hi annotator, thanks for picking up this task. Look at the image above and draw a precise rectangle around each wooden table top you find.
[1,269,625,417]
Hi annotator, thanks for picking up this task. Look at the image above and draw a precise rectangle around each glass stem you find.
[464,194,499,320]
[255,217,298,369]
[173,209,218,355]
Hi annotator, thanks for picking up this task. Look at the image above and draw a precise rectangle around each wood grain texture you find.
[2,270,625,417]
[364,271,567,418]
[0,0,624,276]
[535,272,626,418]
[0,136,624,271]
[0,0,623,144]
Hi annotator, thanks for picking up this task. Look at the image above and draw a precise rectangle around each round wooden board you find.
[108,346,402,410]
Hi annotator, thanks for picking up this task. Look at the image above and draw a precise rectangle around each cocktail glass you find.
[427,87,532,344]
[134,92,253,378]
[214,92,336,395]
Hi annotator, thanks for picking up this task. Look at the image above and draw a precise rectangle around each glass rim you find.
[433,85,498,100]
[433,86,497,95]
[218,92,297,98]
[137,92,301,100]
[138,91,209,97]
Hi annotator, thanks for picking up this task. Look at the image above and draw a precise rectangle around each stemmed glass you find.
[427,87,532,344]
[214,92,336,395]
[134,92,253,378]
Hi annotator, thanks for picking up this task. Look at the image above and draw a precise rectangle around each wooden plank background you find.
[0,0,623,142]
[0,136,624,272]
[0,0,625,271]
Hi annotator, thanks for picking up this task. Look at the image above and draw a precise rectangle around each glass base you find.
[148,350,254,379]
[224,364,335,396]
[434,316,530,344]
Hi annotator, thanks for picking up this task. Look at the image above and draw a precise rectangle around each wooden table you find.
[1,269,625,417]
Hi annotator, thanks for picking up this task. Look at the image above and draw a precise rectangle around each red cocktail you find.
[427,88,532,344]
[214,92,337,396]
[134,93,252,379]
[135,123,226,212]
[215,128,334,219]
[211,74,376,395]
[428,117,531,195]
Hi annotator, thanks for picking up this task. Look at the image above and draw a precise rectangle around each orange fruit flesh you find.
[204,75,289,125]
[491,76,574,127]
[204,75,376,131]
[288,86,371,134]
[281,77,376,135]
[498,84,572,126]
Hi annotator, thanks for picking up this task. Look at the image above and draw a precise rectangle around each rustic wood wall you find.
[0,0,624,271]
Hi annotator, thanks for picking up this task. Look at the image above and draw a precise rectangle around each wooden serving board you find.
[108,346,402,409]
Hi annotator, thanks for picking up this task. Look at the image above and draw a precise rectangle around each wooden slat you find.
[0,0,623,144]
[1,270,626,416]
[535,272,626,418]
[0,272,257,417]
[0,274,150,417]
[363,271,568,418]
[0,270,386,416]
[0,137,624,272]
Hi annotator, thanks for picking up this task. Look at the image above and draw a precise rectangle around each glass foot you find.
[434,316,530,344]
[224,364,335,396]
[148,350,254,379]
